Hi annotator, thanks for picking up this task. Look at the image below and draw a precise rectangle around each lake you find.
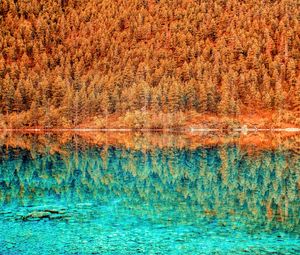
[0,132,299,254]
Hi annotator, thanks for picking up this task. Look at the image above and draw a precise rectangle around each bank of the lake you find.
[1,110,299,131]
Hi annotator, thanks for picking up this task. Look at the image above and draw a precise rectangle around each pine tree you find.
[168,80,181,112]
[29,101,39,127]
[151,87,162,113]
[218,77,230,115]
[274,81,284,110]
[1,75,15,115]
[206,79,217,113]
[52,76,66,108]
[100,91,111,115]
[78,87,88,118]
[198,82,207,113]
[13,88,24,112]
[290,78,300,114]
[72,92,80,126]
[63,86,75,125]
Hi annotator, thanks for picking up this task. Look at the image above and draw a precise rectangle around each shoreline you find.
[0,127,300,133]
[1,127,299,153]
[2,111,299,134]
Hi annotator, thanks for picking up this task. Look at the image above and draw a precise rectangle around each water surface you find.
[0,132,299,254]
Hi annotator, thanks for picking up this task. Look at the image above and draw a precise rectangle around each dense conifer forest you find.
[0,0,299,128]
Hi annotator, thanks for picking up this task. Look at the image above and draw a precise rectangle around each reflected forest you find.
[0,133,299,252]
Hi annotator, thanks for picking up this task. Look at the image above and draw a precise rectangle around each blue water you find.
[0,134,299,254]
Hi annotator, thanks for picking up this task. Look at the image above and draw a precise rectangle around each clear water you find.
[0,133,299,254]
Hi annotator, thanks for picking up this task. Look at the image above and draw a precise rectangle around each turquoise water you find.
[0,134,299,254]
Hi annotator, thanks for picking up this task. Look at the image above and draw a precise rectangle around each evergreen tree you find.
[1,75,15,115]
[206,79,217,113]
[13,88,24,112]
[52,76,66,108]
[218,77,230,115]
[274,81,285,110]
[168,80,181,112]
[198,82,207,113]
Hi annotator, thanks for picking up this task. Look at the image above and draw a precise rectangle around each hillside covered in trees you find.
[0,0,299,129]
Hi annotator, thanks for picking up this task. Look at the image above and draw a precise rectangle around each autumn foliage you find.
[0,0,299,128]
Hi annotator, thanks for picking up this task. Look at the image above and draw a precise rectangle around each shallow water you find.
[0,133,299,254]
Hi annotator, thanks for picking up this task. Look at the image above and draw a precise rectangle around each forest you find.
[0,0,299,129]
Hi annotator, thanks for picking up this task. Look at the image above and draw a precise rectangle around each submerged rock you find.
[22,211,51,221]
[44,209,66,214]
[21,209,68,221]
[49,214,67,220]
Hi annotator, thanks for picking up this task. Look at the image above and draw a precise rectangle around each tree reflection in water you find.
[0,132,299,254]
